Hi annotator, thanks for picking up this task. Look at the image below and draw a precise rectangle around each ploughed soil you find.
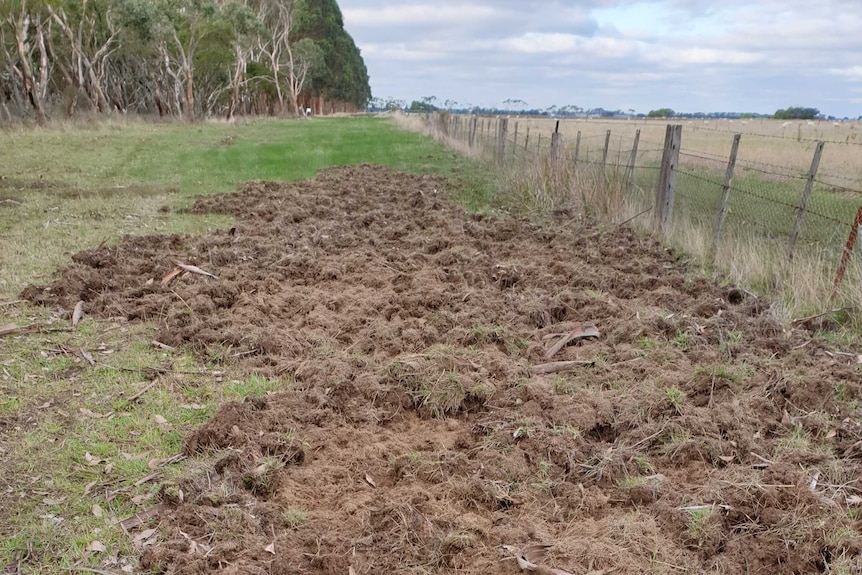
[24,165,862,574]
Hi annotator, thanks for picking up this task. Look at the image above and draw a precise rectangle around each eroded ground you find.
[23,165,862,574]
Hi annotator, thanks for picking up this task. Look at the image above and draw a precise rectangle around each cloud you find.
[831,66,862,81]
[340,0,862,116]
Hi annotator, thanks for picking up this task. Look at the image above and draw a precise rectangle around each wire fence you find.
[422,112,862,304]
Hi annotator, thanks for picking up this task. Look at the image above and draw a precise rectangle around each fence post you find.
[710,133,742,264]
[551,132,562,164]
[512,122,519,158]
[624,129,641,192]
[574,131,581,166]
[601,129,611,179]
[550,120,562,164]
[469,116,477,148]
[496,118,508,166]
[537,134,542,158]
[788,141,825,261]
[654,124,682,236]
[524,126,530,152]
[832,206,862,300]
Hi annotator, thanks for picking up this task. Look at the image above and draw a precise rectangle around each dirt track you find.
[24,165,862,574]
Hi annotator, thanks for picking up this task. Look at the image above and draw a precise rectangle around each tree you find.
[647,108,675,118]
[774,107,820,120]
[293,0,369,109]
[4,0,51,125]
[408,100,437,113]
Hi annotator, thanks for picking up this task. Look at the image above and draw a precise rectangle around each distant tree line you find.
[374,95,849,122]
[0,0,371,124]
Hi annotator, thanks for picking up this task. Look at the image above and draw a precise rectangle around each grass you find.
[0,116,493,573]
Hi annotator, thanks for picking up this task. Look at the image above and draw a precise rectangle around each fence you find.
[418,112,862,313]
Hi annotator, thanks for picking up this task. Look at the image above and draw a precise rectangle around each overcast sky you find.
[339,0,862,117]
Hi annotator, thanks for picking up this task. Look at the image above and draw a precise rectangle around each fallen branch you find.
[160,267,182,286]
[791,307,854,326]
[127,380,158,403]
[0,323,19,337]
[118,504,163,532]
[173,261,218,280]
[531,360,595,375]
[545,322,600,359]
[1,323,75,337]
[151,340,175,351]
[616,206,653,228]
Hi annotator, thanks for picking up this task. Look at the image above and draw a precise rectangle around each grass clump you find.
[387,346,494,418]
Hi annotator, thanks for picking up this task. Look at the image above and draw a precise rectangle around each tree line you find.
[0,0,371,124]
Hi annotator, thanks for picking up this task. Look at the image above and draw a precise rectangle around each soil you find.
[23,165,862,574]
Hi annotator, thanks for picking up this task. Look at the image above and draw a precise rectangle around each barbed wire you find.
[685,125,862,148]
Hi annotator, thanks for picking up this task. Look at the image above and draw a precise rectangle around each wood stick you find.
[791,307,853,326]
[530,360,595,375]
[545,322,600,359]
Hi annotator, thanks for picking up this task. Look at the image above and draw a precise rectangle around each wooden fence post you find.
[512,122,519,158]
[710,133,742,264]
[574,131,581,166]
[537,134,542,158]
[832,206,862,300]
[654,124,683,236]
[469,116,478,148]
[624,129,640,192]
[551,132,562,164]
[601,129,611,179]
[550,120,562,163]
[524,126,530,152]
[496,118,508,166]
[788,141,825,261]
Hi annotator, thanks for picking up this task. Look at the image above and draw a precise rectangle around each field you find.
[2,118,862,574]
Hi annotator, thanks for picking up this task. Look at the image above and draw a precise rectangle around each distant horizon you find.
[369,99,854,120]
[339,0,862,120]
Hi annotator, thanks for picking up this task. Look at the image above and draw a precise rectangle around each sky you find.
[338,0,862,117]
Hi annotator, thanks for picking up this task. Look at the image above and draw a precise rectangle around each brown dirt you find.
[23,165,862,574]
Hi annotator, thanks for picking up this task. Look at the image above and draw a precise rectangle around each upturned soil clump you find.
[24,165,862,574]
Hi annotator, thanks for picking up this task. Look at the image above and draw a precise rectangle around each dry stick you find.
[530,360,595,375]
[118,503,164,532]
[616,206,653,229]
[151,340,175,351]
[0,300,23,307]
[791,307,854,326]
[127,380,159,403]
[0,324,19,336]
[61,568,122,575]
[545,323,600,359]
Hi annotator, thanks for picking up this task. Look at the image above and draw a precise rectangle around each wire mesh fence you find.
[414,112,862,306]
